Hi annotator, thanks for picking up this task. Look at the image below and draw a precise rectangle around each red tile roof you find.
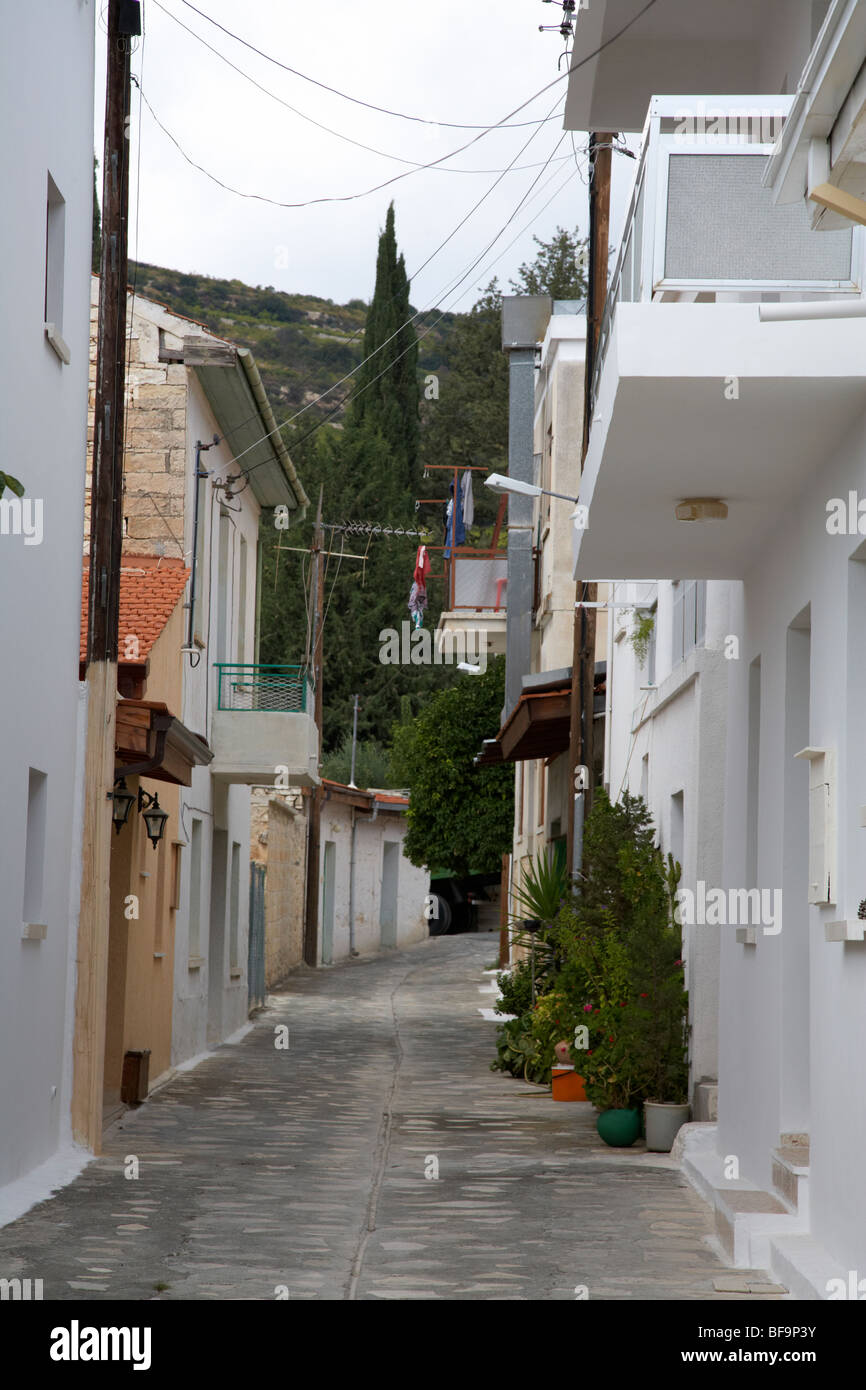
[80,556,190,663]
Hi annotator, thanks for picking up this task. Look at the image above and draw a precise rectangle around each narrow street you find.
[0,935,780,1301]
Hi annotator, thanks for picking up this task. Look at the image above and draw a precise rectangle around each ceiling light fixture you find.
[675,498,728,522]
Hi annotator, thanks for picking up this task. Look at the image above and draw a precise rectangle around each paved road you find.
[0,934,778,1300]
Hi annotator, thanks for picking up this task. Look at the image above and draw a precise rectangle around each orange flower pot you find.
[551,1066,588,1102]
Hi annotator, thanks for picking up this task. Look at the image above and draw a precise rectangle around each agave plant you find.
[508,850,572,1003]
[511,848,571,925]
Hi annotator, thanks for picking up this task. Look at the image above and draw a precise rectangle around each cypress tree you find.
[350,202,419,491]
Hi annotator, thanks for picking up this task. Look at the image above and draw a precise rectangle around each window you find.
[216,509,232,665]
[229,841,241,970]
[188,818,202,960]
[44,173,68,363]
[23,769,48,931]
[672,580,706,666]
[647,602,657,685]
[192,463,207,645]
[236,535,247,663]
[670,790,684,873]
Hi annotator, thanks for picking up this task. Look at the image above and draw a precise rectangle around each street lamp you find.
[111,778,136,835]
[138,788,169,849]
[484,472,585,520]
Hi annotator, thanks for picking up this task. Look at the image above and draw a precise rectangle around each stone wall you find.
[250,789,307,986]
[86,280,192,560]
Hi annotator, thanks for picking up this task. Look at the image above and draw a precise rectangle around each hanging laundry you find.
[408,581,427,629]
[443,479,465,558]
[461,469,474,528]
[413,544,430,590]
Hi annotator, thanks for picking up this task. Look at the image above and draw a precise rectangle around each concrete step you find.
[771,1144,810,1216]
[676,1123,809,1270]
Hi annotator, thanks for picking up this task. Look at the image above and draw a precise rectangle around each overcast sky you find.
[95,0,637,310]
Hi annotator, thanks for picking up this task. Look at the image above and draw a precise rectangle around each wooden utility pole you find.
[303,490,325,965]
[567,131,613,875]
[73,0,139,1149]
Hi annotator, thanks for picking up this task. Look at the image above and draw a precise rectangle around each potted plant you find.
[637,854,690,1151]
[582,1053,642,1146]
[639,976,690,1150]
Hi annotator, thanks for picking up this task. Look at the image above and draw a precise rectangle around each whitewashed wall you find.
[172,373,259,1061]
[719,400,866,1277]
[606,577,735,1101]
[0,1,94,1191]
[318,801,428,963]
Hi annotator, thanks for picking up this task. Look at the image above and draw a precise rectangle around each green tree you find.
[92,156,101,273]
[321,735,393,789]
[419,280,506,534]
[351,201,419,492]
[389,657,514,875]
[510,225,588,301]
[258,206,450,753]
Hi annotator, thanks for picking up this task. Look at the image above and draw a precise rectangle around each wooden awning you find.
[497,685,571,762]
[115,699,212,786]
[474,739,504,767]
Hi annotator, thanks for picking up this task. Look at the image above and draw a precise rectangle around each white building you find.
[316,781,430,964]
[0,2,95,1197]
[81,285,312,1097]
[567,0,866,1293]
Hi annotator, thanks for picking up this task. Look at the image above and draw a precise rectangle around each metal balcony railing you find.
[591,94,862,412]
[215,664,311,713]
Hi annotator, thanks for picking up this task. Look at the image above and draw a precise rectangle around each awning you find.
[497,685,572,763]
[115,699,212,786]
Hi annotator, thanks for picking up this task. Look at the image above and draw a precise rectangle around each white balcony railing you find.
[592,95,863,410]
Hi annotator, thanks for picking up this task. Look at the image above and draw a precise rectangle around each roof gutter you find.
[237,348,310,518]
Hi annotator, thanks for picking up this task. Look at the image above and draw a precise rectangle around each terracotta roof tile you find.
[80,556,190,663]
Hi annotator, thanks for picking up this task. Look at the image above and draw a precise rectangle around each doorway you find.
[207,829,228,1045]
[380,840,399,948]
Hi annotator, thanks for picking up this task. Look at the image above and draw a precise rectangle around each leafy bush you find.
[492,790,689,1109]
[491,991,580,1085]
[494,959,547,1018]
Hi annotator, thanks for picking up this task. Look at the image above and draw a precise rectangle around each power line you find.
[231,159,581,481]
[229,134,580,480]
[171,0,564,131]
[135,0,659,210]
[151,0,572,176]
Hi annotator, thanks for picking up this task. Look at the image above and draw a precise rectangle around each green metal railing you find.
[215,663,311,713]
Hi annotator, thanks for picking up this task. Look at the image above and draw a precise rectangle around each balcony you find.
[436,553,508,659]
[765,0,866,226]
[573,95,866,582]
[209,664,319,786]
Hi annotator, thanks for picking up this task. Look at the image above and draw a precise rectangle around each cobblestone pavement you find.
[0,934,780,1300]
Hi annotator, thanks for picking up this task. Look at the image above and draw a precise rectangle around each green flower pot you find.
[596,1107,641,1148]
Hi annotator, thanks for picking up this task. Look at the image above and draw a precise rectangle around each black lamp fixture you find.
[138,788,169,849]
[111,778,137,835]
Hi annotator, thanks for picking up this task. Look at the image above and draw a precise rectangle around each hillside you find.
[129,261,456,422]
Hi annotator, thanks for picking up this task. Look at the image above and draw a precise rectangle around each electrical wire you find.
[134,79,571,208]
[151,0,573,177]
[230,138,580,481]
[226,112,568,466]
[134,0,659,210]
[171,0,565,131]
[219,156,581,488]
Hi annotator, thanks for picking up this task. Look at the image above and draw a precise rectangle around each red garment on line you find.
[413,544,430,590]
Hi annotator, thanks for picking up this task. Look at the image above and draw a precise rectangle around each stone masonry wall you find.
[85,282,190,560]
[251,788,307,987]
